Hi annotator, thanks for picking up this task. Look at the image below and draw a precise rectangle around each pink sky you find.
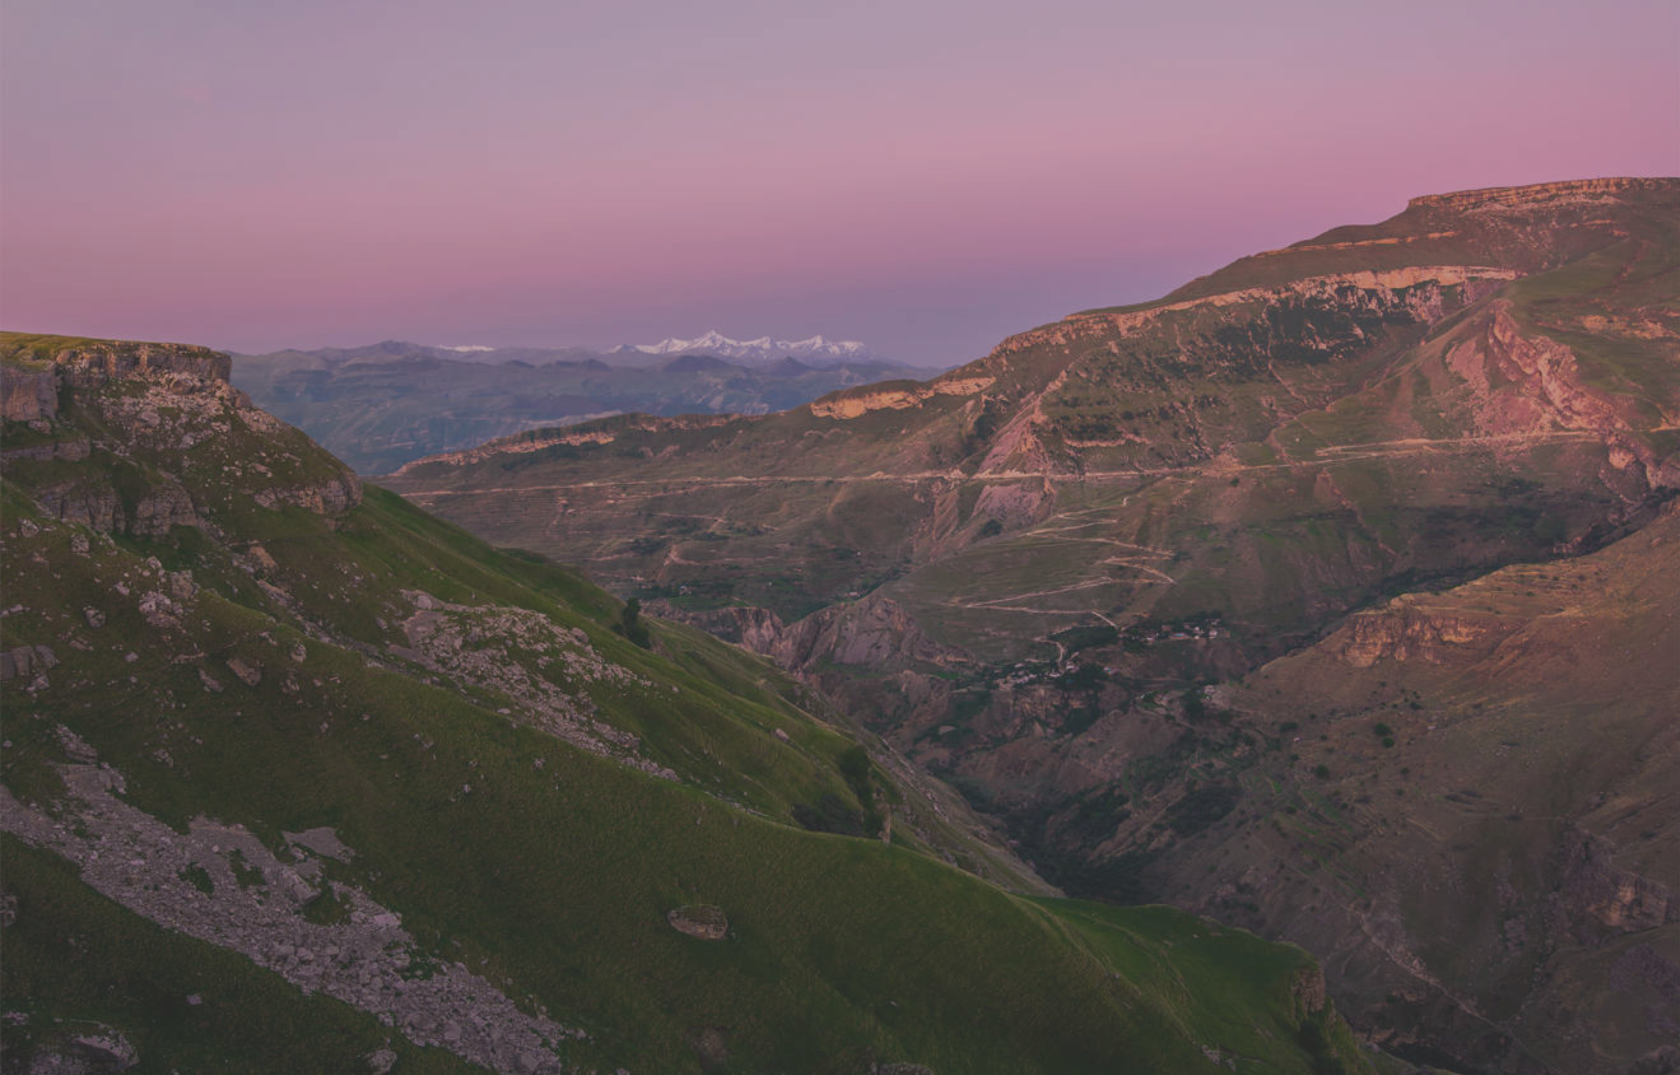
[3,0,1676,365]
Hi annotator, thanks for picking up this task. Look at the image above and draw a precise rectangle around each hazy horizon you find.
[4,0,1676,367]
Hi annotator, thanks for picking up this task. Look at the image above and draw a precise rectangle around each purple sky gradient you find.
[3,1,1677,366]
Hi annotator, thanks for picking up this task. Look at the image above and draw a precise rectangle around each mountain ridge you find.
[380,176,1680,1073]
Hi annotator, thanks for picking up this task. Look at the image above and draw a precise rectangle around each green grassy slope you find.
[0,336,1367,1074]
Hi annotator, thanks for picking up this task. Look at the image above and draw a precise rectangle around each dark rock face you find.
[0,367,58,421]
[0,645,57,684]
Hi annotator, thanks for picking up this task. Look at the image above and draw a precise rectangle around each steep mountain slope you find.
[1030,506,1679,1075]
[386,178,1676,640]
[0,334,1365,1074]
[232,342,938,475]
[381,178,1680,1073]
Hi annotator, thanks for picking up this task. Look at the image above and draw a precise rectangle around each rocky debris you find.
[55,726,97,764]
[247,542,280,574]
[199,668,225,693]
[366,1047,398,1074]
[666,905,728,940]
[137,590,183,630]
[225,657,262,687]
[391,591,675,779]
[971,477,1055,531]
[81,607,104,629]
[14,1023,139,1073]
[285,826,355,862]
[0,645,57,685]
[872,1064,935,1075]
[252,473,363,517]
[0,765,582,1074]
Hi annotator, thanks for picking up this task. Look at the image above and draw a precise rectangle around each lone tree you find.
[619,597,651,649]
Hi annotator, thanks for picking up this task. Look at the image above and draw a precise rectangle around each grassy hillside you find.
[0,334,1367,1074]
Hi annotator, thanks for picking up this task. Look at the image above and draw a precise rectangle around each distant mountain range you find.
[230,338,941,474]
[255,331,891,371]
[613,330,882,366]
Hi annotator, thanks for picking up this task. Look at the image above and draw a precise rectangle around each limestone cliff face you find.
[3,336,362,530]
[1444,303,1674,487]
[0,368,59,421]
[52,341,233,388]
[1406,177,1672,214]
[807,376,995,420]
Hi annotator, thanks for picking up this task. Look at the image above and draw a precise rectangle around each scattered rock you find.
[0,645,57,683]
[55,726,97,764]
[225,657,262,687]
[23,1025,140,1073]
[666,905,728,941]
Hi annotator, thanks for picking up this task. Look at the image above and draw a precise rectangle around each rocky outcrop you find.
[0,645,57,684]
[390,590,673,779]
[809,375,994,420]
[666,905,728,941]
[53,341,232,388]
[1332,600,1508,667]
[0,367,58,421]
[643,602,789,653]
[0,437,91,463]
[11,1023,140,1073]
[1407,177,1672,214]
[4,340,231,423]
[646,594,953,674]
[34,476,200,537]
[773,595,953,672]
[1553,831,1675,936]
[253,473,363,516]
[4,337,365,528]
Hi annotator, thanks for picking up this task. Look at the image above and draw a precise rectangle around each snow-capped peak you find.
[620,330,880,366]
